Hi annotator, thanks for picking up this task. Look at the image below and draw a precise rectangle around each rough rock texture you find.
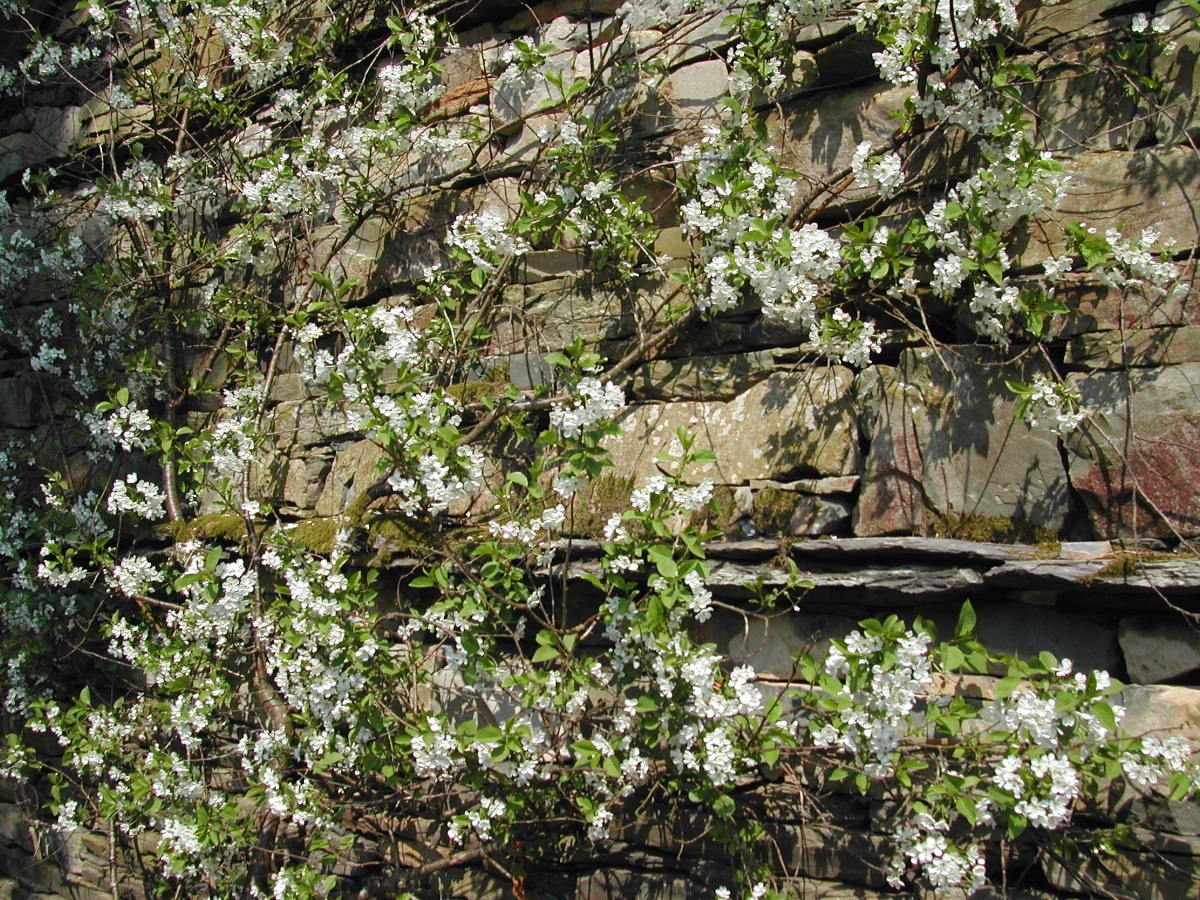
[4,2,1200,899]
[1067,363,1200,539]
[1120,616,1200,684]
[854,347,1071,536]
[605,367,858,483]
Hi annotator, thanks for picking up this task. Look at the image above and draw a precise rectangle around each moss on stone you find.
[1082,550,1173,584]
[367,514,434,558]
[751,487,798,536]
[567,473,636,538]
[445,365,509,405]
[928,508,1057,544]
[288,517,342,555]
[163,512,248,543]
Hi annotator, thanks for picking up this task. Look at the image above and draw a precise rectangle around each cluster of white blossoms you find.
[109,555,162,599]
[549,377,626,439]
[1020,374,1087,437]
[209,385,265,483]
[446,210,533,273]
[813,626,933,776]
[447,796,508,845]
[239,152,314,222]
[813,307,884,368]
[678,124,854,338]
[375,13,448,120]
[413,716,459,777]
[200,0,292,88]
[85,402,155,453]
[385,446,485,516]
[992,751,1080,830]
[99,159,170,222]
[368,304,421,369]
[489,504,567,543]
[1095,226,1178,293]
[1120,734,1195,790]
[851,141,904,199]
[888,812,987,892]
[106,473,167,520]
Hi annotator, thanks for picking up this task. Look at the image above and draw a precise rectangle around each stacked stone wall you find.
[2,0,1200,897]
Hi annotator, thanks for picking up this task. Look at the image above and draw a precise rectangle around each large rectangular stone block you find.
[603,366,858,484]
[854,348,1072,536]
[1066,362,1200,538]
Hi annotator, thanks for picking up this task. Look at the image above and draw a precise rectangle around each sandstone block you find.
[920,602,1122,674]
[271,399,357,450]
[1066,363,1200,538]
[519,277,645,348]
[490,18,594,133]
[1118,683,1200,741]
[1119,614,1200,684]
[314,440,386,517]
[283,453,332,511]
[1151,1,1200,145]
[697,611,856,679]
[767,82,911,203]
[1015,148,1200,269]
[1053,265,1200,338]
[603,366,858,484]
[514,249,588,283]
[1043,849,1200,900]
[853,348,1072,537]
[665,58,729,119]
[500,0,621,34]
[1034,46,1148,151]
[1018,0,1131,48]
[0,374,38,428]
[787,494,853,536]
[1067,326,1200,368]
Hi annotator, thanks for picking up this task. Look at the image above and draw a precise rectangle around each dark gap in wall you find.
[1102,1,1165,21]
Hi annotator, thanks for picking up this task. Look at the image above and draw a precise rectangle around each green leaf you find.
[941,643,966,671]
[1092,702,1117,734]
[647,545,677,578]
[995,674,1022,700]
[711,794,736,819]
[955,601,977,638]
[532,645,559,663]
[955,795,977,826]
[602,755,621,779]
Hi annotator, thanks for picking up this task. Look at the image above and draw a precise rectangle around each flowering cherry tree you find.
[0,0,1196,898]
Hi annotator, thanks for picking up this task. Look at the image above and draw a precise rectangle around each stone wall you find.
[2,0,1200,897]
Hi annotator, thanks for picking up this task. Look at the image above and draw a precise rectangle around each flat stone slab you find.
[984,558,1111,587]
[786,537,1038,564]
[630,351,777,402]
[1067,327,1200,369]
[707,560,985,599]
